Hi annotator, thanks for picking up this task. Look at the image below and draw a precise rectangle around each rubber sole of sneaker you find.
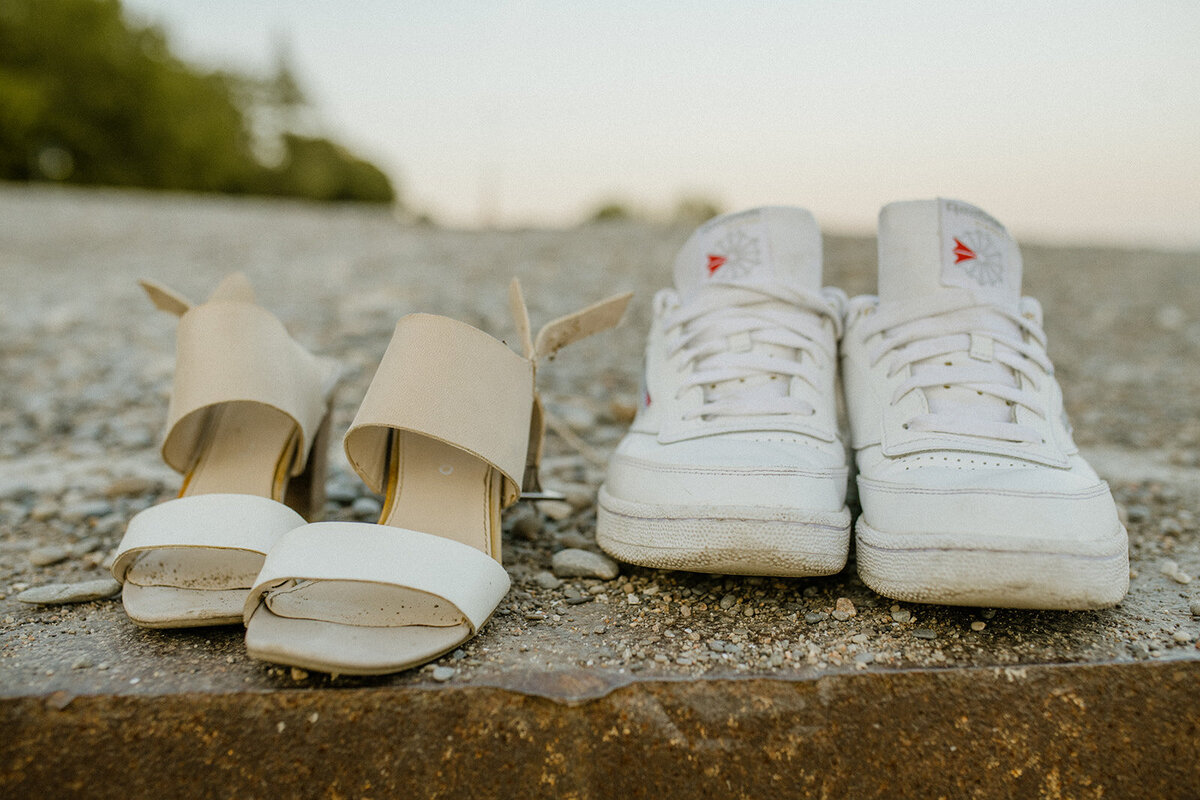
[855,519,1130,610]
[596,486,851,577]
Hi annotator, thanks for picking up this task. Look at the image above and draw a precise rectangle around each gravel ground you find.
[1,184,1198,699]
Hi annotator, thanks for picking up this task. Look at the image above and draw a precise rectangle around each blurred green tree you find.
[588,202,635,223]
[0,0,396,203]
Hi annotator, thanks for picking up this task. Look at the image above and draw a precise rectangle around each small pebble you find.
[351,496,382,519]
[29,545,71,567]
[0,481,35,502]
[1172,630,1193,644]
[831,597,856,621]
[558,484,594,511]
[534,571,562,590]
[290,667,308,681]
[551,548,618,580]
[325,482,359,504]
[538,500,574,521]
[16,578,121,605]
[1160,559,1192,585]
[61,499,113,522]
[719,594,737,610]
[92,514,124,536]
[1126,505,1150,523]
[1155,306,1186,330]
[970,621,986,632]
[431,666,456,682]
[1158,485,1181,502]
[1190,601,1200,617]
[71,658,93,670]
[556,531,590,549]
[509,506,542,539]
[71,537,103,557]
[804,612,828,625]
[890,605,912,624]
[1160,518,1183,536]
[914,628,937,640]
[29,503,56,521]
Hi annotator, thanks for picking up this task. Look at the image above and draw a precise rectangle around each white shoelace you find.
[665,283,842,421]
[858,294,1053,444]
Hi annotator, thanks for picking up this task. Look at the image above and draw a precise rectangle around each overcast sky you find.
[123,0,1200,249]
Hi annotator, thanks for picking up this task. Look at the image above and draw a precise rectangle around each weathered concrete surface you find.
[1,185,1199,797]
[4,661,1198,799]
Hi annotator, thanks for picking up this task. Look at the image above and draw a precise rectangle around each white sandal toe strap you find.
[244,522,512,631]
[111,494,307,583]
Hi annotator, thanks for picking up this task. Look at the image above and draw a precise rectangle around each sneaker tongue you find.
[673,206,822,298]
[878,199,1026,426]
[877,198,1022,308]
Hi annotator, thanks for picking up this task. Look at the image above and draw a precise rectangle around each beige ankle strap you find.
[142,274,339,477]
[344,313,535,506]
[507,278,632,494]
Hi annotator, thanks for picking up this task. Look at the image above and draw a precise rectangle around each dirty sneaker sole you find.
[596,486,850,577]
[855,519,1129,610]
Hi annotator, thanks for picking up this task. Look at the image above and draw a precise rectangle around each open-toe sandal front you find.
[244,279,631,675]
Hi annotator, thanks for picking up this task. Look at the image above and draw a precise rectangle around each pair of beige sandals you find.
[110,274,630,675]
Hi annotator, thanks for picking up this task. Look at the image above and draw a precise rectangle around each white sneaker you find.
[842,198,1129,609]
[597,207,851,576]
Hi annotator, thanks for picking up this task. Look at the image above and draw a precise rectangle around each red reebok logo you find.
[952,238,977,264]
[706,254,726,274]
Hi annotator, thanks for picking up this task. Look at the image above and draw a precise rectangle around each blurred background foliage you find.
[0,0,396,203]
[586,195,723,226]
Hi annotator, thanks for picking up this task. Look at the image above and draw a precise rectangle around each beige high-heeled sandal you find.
[111,274,340,628]
[243,279,630,675]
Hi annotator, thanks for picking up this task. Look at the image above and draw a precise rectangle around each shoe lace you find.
[859,294,1053,444]
[665,283,842,421]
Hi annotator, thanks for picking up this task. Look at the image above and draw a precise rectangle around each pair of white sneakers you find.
[596,199,1129,610]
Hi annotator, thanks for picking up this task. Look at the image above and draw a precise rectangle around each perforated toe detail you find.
[891,453,1038,472]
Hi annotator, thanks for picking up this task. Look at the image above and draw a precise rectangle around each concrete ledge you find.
[4,659,1197,798]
